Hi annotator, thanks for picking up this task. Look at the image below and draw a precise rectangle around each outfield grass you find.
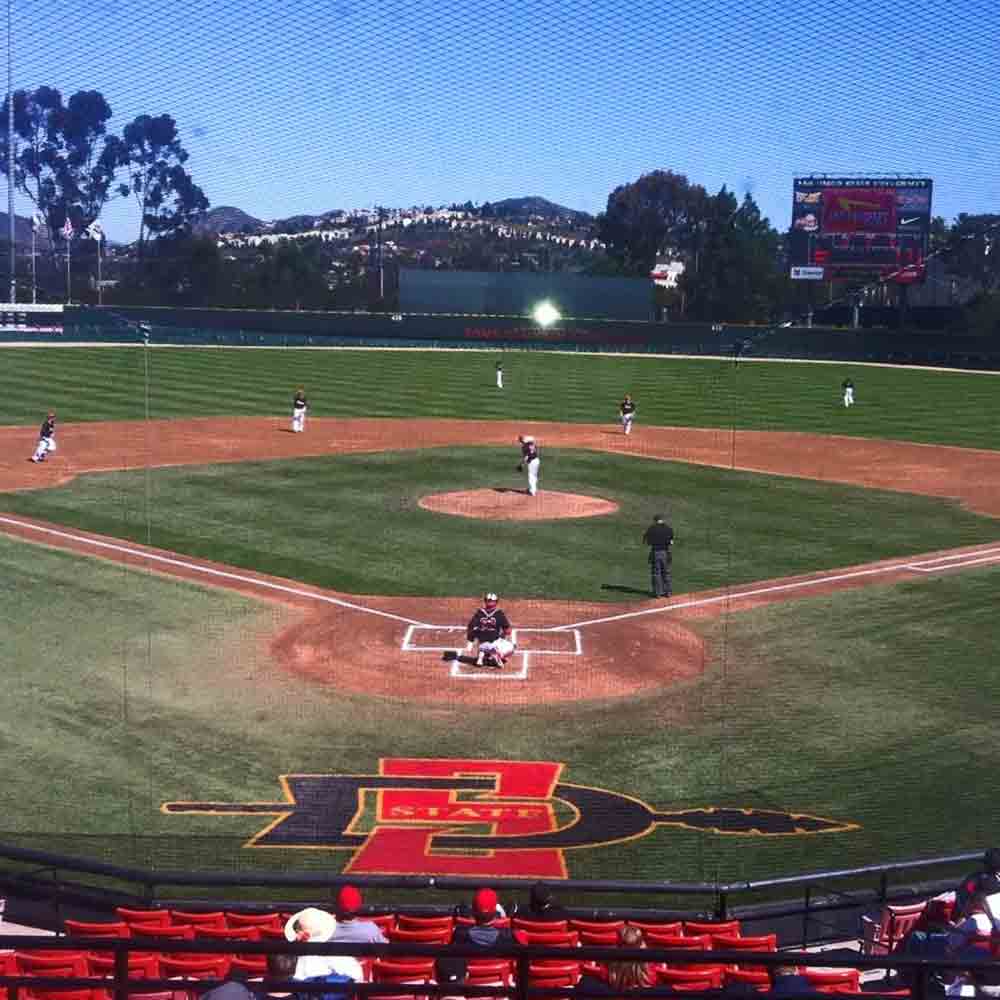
[3,448,997,602]
[0,346,998,449]
[1,530,997,884]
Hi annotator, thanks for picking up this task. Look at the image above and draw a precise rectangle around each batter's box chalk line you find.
[401,625,583,682]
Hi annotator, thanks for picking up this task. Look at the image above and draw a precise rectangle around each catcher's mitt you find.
[516,464,523,472]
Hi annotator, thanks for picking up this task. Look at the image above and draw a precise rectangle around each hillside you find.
[194,206,264,235]
[487,196,592,223]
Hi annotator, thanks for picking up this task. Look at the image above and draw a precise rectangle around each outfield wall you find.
[5,305,995,369]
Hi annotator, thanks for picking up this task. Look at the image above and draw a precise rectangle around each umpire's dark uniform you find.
[643,515,674,598]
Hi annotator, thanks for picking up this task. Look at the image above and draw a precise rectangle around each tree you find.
[119,114,209,256]
[0,86,120,246]
[596,170,710,275]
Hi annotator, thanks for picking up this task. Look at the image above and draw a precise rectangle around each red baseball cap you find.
[473,887,498,915]
[337,885,363,914]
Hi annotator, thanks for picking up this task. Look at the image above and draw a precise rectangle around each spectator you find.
[576,927,650,996]
[264,953,298,1000]
[332,885,387,944]
[284,906,364,983]
[770,966,813,996]
[200,971,255,1000]
[947,891,996,960]
[435,956,469,997]
[954,850,1000,919]
[452,888,518,949]
[521,882,570,923]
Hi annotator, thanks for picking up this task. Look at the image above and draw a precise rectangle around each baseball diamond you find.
[1,349,999,884]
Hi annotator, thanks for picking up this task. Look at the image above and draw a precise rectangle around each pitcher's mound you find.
[419,488,619,521]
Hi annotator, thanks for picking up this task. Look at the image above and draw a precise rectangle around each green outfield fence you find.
[3,306,998,367]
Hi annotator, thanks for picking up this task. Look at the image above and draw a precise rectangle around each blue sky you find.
[9,0,1000,242]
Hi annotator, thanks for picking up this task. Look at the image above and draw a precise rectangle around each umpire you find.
[643,513,674,598]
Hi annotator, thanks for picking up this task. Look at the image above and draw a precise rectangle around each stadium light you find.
[532,300,561,327]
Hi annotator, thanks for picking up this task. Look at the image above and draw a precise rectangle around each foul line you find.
[554,547,1000,631]
[0,514,430,628]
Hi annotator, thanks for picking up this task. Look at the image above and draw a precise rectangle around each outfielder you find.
[464,592,516,668]
[841,378,855,407]
[30,412,57,463]
[518,435,540,496]
[292,388,309,432]
[496,361,504,389]
[619,393,636,435]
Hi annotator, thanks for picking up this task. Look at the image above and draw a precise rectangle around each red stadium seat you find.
[511,917,569,934]
[63,920,130,938]
[712,932,777,969]
[519,929,579,947]
[644,931,711,951]
[169,911,226,929]
[801,968,862,992]
[861,902,927,956]
[159,956,231,979]
[15,954,90,977]
[387,926,451,945]
[683,919,741,938]
[577,928,620,946]
[725,968,772,990]
[569,919,625,934]
[229,955,268,976]
[656,965,726,989]
[372,958,435,983]
[196,925,262,942]
[223,912,283,930]
[627,919,683,939]
[115,908,171,928]
[87,953,161,979]
[395,915,454,933]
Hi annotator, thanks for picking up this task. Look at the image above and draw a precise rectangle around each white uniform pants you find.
[32,436,56,461]
[292,407,307,432]
[843,388,854,407]
[496,369,504,389]
[622,413,634,434]
[526,457,540,495]
[478,636,516,661]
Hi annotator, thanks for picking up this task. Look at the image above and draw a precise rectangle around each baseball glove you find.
[516,464,523,472]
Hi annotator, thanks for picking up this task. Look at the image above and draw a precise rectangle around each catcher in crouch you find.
[464,592,516,668]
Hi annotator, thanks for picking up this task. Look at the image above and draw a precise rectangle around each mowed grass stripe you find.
[1,347,998,448]
[3,448,996,602]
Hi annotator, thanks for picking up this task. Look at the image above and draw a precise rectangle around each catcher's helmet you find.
[484,592,498,608]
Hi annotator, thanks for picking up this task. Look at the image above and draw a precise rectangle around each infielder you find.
[30,412,57,463]
[841,378,855,408]
[619,393,636,435]
[518,435,540,496]
[292,387,309,432]
[464,592,516,668]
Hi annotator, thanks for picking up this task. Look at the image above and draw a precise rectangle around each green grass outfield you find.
[1,345,999,885]
[2,448,997,601]
[0,346,998,448]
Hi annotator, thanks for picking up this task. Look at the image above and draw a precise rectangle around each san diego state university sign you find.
[162,758,858,878]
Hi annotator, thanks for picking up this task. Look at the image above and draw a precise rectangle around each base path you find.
[2,416,1000,517]
[1,417,999,707]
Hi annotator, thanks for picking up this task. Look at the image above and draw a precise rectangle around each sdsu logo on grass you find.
[162,758,857,878]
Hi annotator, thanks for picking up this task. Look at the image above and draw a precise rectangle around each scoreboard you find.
[789,177,933,283]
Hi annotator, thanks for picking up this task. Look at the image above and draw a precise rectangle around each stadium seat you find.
[511,917,569,934]
[801,968,862,992]
[395,915,454,933]
[465,960,513,986]
[387,925,451,945]
[256,925,288,940]
[127,923,195,942]
[63,920,130,938]
[711,932,777,969]
[669,979,724,993]
[368,914,398,934]
[169,911,227,929]
[577,928,620,946]
[24,989,98,1000]
[87,953,161,979]
[223,912,283,930]
[115,908,171,928]
[682,919,741,938]
[627,919,683,938]
[15,953,90,977]
[195,925,262,942]
[656,965,726,989]
[524,960,580,981]
[860,901,928,955]
[453,915,509,929]
[518,929,579,947]
[569,919,625,934]
[724,968,771,990]
[159,956,231,978]
[229,955,269,976]
[372,958,435,983]
[643,931,711,951]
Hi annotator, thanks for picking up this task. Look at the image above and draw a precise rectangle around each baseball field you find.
[1,345,998,890]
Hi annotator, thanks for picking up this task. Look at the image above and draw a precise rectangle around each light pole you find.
[7,0,15,303]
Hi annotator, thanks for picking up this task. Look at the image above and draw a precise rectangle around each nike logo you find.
[900,217,921,225]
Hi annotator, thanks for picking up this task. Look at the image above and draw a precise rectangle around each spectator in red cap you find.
[331,884,387,944]
[451,887,519,950]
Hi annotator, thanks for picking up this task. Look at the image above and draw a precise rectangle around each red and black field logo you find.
[163,758,858,878]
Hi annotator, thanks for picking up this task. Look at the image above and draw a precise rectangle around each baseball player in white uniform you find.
[292,388,308,432]
[496,361,504,389]
[518,435,540,496]
[31,412,57,463]
[620,394,636,435]
[842,378,855,408]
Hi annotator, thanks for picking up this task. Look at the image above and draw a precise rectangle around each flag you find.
[86,220,103,243]
[61,217,74,239]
